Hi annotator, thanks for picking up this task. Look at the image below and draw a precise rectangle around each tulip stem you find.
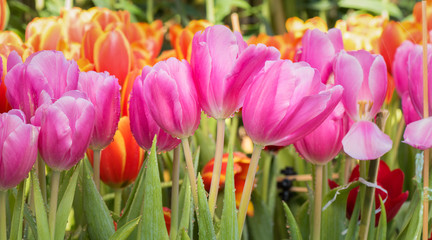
[228,116,239,151]
[93,150,101,191]
[206,0,215,23]
[261,154,273,204]
[312,164,323,240]
[146,0,154,22]
[114,188,122,216]
[359,159,380,240]
[181,138,199,211]
[344,156,353,185]
[238,144,263,238]
[170,146,181,240]
[208,119,226,218]
[0,190,7,240]
[37,155,47,203]
[49,171,60,240]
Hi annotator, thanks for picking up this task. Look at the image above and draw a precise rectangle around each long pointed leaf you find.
[282,201,302,240]
[197,174,216,240]
[219,150,238,240]
[10,181,25,240]
[375,197,387,240]
[139,137,169,240]
[31,171,50,240]
[109,216,141,240]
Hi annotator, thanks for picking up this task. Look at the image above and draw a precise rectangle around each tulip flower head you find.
[5,50,79,121]
[129,66,181,152]
[334,50,392,160]
[329,161,408,225]
[242,60,343,147]
[143,57,200,139]
[191,25,280,119]
[0,109,39,190]
[32,91,95,171]
[78,71,121,150]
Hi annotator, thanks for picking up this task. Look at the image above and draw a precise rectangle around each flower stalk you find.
[237,144,263,238]
[0,190,6,240]
[312,164,324,240]
[208,119,226,218]
[49,171,60,240]
[181,138,199,210]
[114,189,122,215]
[93,150,101,191]
[170,146,181,240]
[37,155,47,203]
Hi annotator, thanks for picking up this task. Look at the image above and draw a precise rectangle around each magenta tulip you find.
[334,50,392,160]
[393,40,415,96]
[403,117,432,150]
[191,25,280,119]
[129,66,181,152]
[5,50,79,121]
[297,28,344,84]
[242,60,343,147]
[144,57,200,139]
[32,91,95,171]
[0,109,39,190]
[401,93,421,125]
[78,71,120,150]
[294,102,348,165]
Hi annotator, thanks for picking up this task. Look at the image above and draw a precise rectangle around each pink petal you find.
[7,51,22,71]
[342,121,392,160]
[392,41,415,96]
[403,117,432,150]
[368,55,387,119]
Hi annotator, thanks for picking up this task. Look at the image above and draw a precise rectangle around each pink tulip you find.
[144,57,200,139]
[392,40,415,96]
[403,117,432,150]
[297,28,344,84]
[401,93,421,125]
[334,50,392,160]
[5,50,79,121]
[242,60,343,147]
[31,91,95,171]
[294,102,348,165]
[0,109,39,190]
[191,25,280,119]
[129,66,181,151]
[78,71,121,150]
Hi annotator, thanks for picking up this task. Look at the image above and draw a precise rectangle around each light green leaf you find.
[10,181,25,240]
[344,196,360,240]
[178,228,191,240]
[83,161,115,239]
[396,185,422,240]
[197,174,216,240]
[31,171,50,240]
[109,216,141,240]
[139,136,169,240]
[178,180,191,232]
[338,0,403,19]
[55,164,81,240]
[282,202,302,240]
[219,150,238,240]
[375,197,387,240]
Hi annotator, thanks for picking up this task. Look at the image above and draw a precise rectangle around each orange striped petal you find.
[92,8,121,30]
[0,0,6,30]
[0,31,23,45]
[81,22,103,63]
[77,58,95,72]
[121,69,141,116]
[94,29,132,86]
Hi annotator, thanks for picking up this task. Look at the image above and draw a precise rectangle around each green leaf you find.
[338,0,403,19]
[9,181,25,240]
[196,174,216,240]
[178,180,191,232]
[109,216,141,240]
[282,202,302,240]
[396,185,422,240]
[23,202,38,238]
[31,171,50,240]
[344,196,360,240]
[297,201,310,239]
[83,161,115,239]
[55,164,81,240]
[219,150,238,240]
[139,137,169,240]
[375,197,387,240]
[178,228,191,240]
[321,181,360,240]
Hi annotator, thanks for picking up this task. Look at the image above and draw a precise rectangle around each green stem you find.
[208,119,226,218]
[228,116,239,151]
[93,150,101,192]
[319,0,329,23]
[181,138,199,211]
[0,190,7,240]
[114,189,122,216]
[359,159,379,240]
[37,155,47,203]
[344,156,353,185]
[170,146,181,240]
[312,164,324,240]
[323,163,329,197]
[49,171,60,240]
[238,144,263,238]
[147,0,154,22]
[261,154,272,204]
[206,0,215,23]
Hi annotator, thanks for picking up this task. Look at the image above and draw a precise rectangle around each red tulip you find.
[329,160,408,225]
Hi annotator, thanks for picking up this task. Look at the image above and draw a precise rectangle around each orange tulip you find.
[0,0,6,30]
[81,22,104,63]
[93,28,132,86]
[202,152,255,216]
[285,16,328,40]
[414,0,432,31]
[248,33,299,60]
[120,68,141,116]
[88,116,144,189]
[26,17,65,52]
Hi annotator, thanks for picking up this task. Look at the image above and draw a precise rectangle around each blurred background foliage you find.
[6,0,418,40]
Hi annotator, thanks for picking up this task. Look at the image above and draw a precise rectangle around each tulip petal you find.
[342,121,392,160]
[403,117,432,150]
[368,55,387,118]
[7,51,23,71]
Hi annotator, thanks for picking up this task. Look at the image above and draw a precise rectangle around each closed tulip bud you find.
[88,116,144,188]
[32,91,95,171]
[129,66,181,152]
[0,109,39,190]
[297,28,344,84]
[242,60,343,147]
[294,103,348,165]
[5,50,79,121]
[191,25,280,119]
[78,71,121,150]
[393,41,415,97]
[144,58,200,139]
